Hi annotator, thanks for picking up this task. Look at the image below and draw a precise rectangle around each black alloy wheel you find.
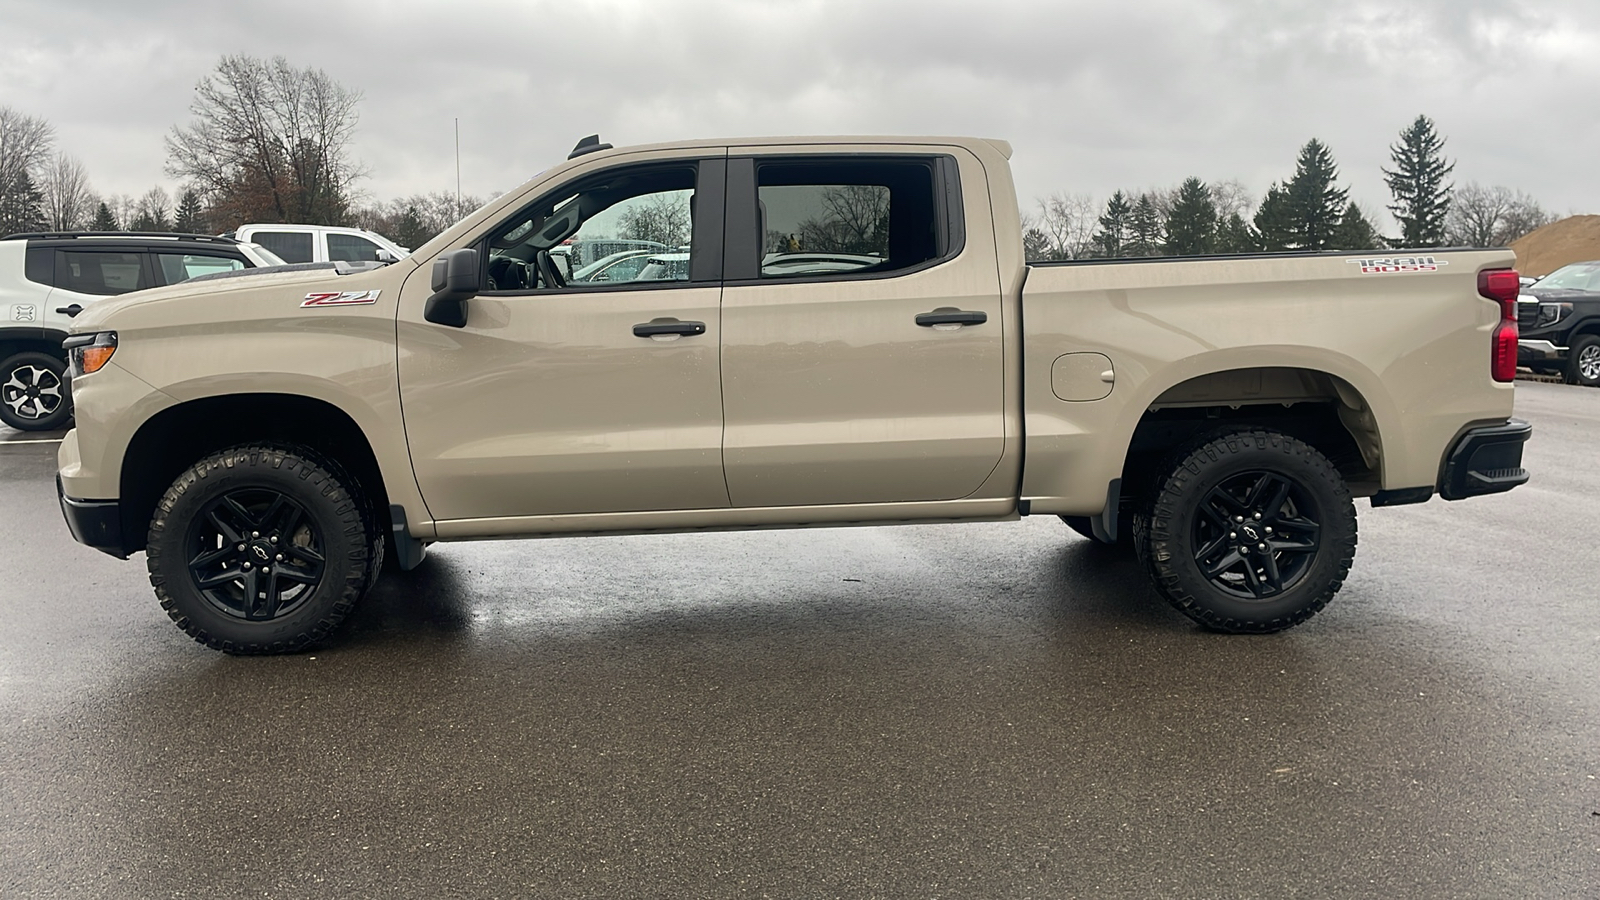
[1189,470,1321,599]
[1135,429,1357,634]
[147,444,381,654]
[185,488,326,622]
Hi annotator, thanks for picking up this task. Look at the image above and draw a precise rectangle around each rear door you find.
[717,148,1005,507]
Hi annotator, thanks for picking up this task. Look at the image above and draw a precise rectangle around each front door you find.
[397,156,730,521]
[717,151,1006,508]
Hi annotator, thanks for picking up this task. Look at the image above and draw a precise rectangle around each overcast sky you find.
[3,0,1597,232]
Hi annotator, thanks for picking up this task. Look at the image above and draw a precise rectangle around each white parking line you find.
[0,438,63,445]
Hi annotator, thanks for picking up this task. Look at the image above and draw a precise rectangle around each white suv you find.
[0,231,283,431]
[227,224,408,265]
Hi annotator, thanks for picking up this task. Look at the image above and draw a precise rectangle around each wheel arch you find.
[117,393,392,557]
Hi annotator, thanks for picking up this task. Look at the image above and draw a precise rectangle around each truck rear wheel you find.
[0,351,71,432]
[1135,429,1356,633]
[146,444,381,654]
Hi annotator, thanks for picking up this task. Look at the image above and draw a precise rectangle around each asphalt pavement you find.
[2,383,1597,898]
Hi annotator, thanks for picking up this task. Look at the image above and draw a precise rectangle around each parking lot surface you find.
[2,382,1597,898]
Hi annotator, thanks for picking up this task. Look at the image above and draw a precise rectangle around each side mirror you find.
[375,248,400,264]
[424,248,479,328]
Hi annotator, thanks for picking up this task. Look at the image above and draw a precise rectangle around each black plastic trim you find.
[389,504,428,571]
[57,476,128,559]
[1438,418,1532,501]
[1370,486,1433,507]
[1089,479,1122,543]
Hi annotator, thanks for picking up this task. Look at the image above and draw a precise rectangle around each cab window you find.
[328,233,383,262]
[157,253,246,284]
[253,231,313,263]
[484,165,701,292]
[55,251,148,295]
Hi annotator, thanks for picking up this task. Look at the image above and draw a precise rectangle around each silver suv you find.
[0,232,282,431]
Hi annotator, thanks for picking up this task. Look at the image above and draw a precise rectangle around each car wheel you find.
[146,444,380,654]
[1135,429,1357,633]
[0,352,72,431]
[1567,335,1600,386]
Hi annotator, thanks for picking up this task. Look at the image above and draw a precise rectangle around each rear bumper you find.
[57,475,127,559]
[1438,418,1531,501]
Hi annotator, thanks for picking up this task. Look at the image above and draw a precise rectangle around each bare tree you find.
[1445,182,1555,247]
[1030,192,1097,260]
[166,55,365,227]
[40,153,95,230]
[0,107,55,231]
[351,190,490,249]
[1209,179,1254,221]
[616,193,692,248]
[130,187,173,231]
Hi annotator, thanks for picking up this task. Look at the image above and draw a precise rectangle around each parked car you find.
[57,134,1529,654]
[1516,260,1600,386]
[226,224,407,265]
[569,249,658,283]
[0,231,283,431]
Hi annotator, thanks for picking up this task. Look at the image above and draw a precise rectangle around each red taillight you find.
[1479,267,1520,383]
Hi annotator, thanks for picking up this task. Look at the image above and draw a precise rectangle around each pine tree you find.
[91,201,119,231]
[1283,139,1348,251]
[1163,177,1217,256]
[1253,183,1295,252]
[1330,202,1380,251]
[0,171,48,235]
[1383,114,1454,247]
[173,189,206,233]
[1089,190,1132,257]
[1126,193,1163,257]
[1215,212,1258,254]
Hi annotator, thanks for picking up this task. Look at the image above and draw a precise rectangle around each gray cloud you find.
[2,0,1596,232]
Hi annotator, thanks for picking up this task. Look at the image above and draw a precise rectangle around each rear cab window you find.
[251,231,314,264]
[723,155,963,282]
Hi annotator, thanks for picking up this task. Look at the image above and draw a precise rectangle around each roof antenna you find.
[569,134,612,159]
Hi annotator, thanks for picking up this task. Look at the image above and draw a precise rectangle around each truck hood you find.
[70,260,418,331]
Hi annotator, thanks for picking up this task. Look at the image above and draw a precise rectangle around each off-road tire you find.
[1566,335,1600,387]
[1135,429,1357,633]
[146,444,380,654]
[0,351,72,432]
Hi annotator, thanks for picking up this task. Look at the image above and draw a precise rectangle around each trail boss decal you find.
[301,290,381,307]
[1347,256,1448,274]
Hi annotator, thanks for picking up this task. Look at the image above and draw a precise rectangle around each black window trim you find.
[476,156,726,298]
[720,152,966,287]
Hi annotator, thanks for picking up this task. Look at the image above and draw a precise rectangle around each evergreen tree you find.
[91,201,119,231]
[1215,212,1258,254]
[1163,177,1217,256]
[1383,114,1454,247]
[1126,192,1163,257]
[1253,183,1295,252]
[1330,201,1380,250]
[1283,139,1348,251]
[173,188,206,233]
[0,171,47,235]
[1022,226,1052,261]
[1089,190,1132,257]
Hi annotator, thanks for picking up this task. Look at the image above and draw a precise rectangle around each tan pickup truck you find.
[56,135,1531,654]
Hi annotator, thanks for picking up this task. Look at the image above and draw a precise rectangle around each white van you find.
[227,224,408,265]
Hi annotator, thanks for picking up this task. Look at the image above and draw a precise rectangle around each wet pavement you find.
[2,383,1597,898]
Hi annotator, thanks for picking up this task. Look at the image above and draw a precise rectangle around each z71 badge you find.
[301,290,381,308]
[1347,256,1448,274]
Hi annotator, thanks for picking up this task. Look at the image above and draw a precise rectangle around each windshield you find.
[1533,263,1600,292]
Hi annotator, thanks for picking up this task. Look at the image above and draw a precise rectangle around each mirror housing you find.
[424,248,479,328]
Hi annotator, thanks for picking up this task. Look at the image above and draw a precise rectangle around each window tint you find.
[487,166,698,291]
[755,160,942,279]
[253,231,313,263]
[157,253,246,284]
[55,251,148,295]
[327,233,382,262]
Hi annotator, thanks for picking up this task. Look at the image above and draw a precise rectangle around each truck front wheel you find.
[146,444,382,654]
[1134,429,1357,633]
[1567,335,1600,386]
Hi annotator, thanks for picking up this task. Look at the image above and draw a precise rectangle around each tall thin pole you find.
[454,118,462,219]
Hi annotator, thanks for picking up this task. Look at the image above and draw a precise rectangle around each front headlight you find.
[62,332,117,377]
[1536,302,1571,328]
